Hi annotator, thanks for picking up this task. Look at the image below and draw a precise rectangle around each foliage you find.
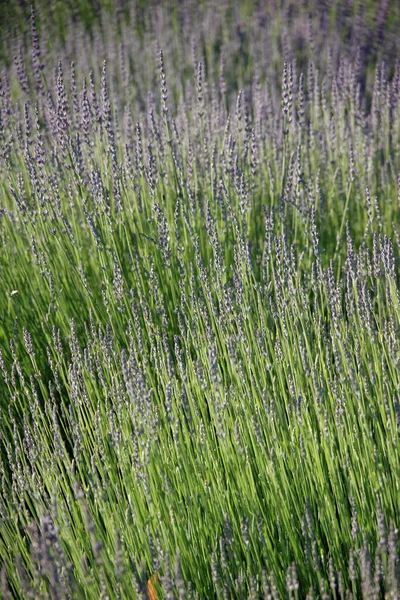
[0,1,400,598]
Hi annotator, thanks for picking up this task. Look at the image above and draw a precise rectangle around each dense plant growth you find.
[0,1,400,598]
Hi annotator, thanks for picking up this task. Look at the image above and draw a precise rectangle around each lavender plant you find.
[0,1,400,598]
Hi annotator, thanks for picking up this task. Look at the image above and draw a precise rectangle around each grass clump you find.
[0,1,400,598]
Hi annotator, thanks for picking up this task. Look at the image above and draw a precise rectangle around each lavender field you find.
[0,1,400,598]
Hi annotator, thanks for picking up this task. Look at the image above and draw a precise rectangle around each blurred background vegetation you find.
[1,0,400,77]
